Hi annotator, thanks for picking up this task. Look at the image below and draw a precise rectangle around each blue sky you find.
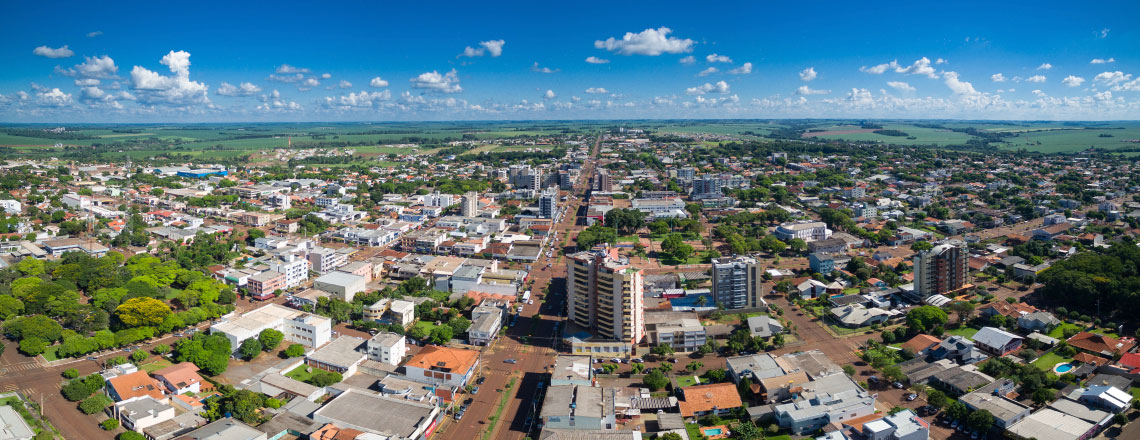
[2,0,1138,121]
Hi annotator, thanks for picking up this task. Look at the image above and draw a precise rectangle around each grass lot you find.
[686,423,706,440]
[659,254,706,266]
[140,359,174,373]
[1048,322,1083,339]
[285,365,316,383]
[676,375,701,388]
[944,326,979,340]
[1031,351,1074,371]
[41,345,60,362]
[1130,387,1140,401]
[413,320,441,335]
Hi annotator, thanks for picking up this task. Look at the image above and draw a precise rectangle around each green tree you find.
[16,257,45,276]
[643,369,668,391]
[284,343,306,358]
[258,328,284,351]
[967,409,994,432]
[926,389,949,409]
[118,432,146,440]
[906,306,948,335]
[308,370,343,387]
[945,401,968,421]
[651,343,674,357]
[686,361,703,372]
[239,338,263,361]
[101,419,120,430]
[18,337,47,356]
[631,363,646,374]
[429,325,454,345]
[62,368,80,379]
[130,350,148,363]
[79,395,112,414]
[1032,388,1055,406]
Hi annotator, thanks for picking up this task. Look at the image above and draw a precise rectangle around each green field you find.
[944,326,979,340]
[1031,351,1073,371]
[805,123,975,146]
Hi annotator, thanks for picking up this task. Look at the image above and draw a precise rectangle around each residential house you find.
[152,363,206,395]
[1067,332,1137,358]
[972,327,1023,357]
[677,383,743,421]
[1018,311,1060,334]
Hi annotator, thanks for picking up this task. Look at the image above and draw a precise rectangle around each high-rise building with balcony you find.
[913,240,969,297]
[711,256,766,309]
[567,248,645,345]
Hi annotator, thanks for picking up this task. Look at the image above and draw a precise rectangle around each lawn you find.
[285,365,316,383]
[944,326,979,340]
[676,375,701,388]
[686,424,706,440]
[1131,387,1140,401]
[1047,322,1082,339]
[41,345,60,362]
[140,359,174,373]
[413,320,441,335]
[1031,351,1073,371]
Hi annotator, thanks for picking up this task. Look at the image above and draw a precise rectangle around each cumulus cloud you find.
[258,89,302,112]
[991,73,1006,82]
[216,81,263,96]
[887,81,916,92]
[685,81,730,95]
[1091,58,1115,64]
[935,58,948,64]
[697,67,718,77]
[799,67,817,81]
[795,85,829,95]
[1026,75,1047,83]
[531,62,558,73]
[36,87,73,107]
[410,69,462,93]
[543,90,556,100]
[1094,71,1140,91]
[338,80,352,89]
[1062,75,1085,87]
[369,77,389,88]
[844,88,874,106]
[320,73,331,79]
[74,78,100,87]
[300,78,320,89]
[943,71,978,96]
[706,53,732,63]
[723,62,751,75]
[319,89,390,110]
[594,27,694,56]
[859,57,938,78]
[460,39,505,57]
[129,50,210,106]
[585,56,609,64]
[1037,63,1053,70]
[57,55,119,79]
[33,45,73,58]
[1100,28,1110,38]
[679,56,695,64]
[585,87,608,94]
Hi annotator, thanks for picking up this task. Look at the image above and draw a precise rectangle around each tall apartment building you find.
[692,177,722,199]
[913,240,969,297]
[711,256,766,309]
[594,170,613,192]
[539,189,557,219]
[567,248,645,346]
[308,246,348,274]
[461,192,478,217]
[270,253,310,289]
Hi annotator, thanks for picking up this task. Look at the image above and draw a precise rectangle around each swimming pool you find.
[702,428,724,435]
[1054,362,1074,373]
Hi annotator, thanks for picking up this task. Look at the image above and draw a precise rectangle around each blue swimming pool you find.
[703,428,724,436]
[1055,363,1073,373]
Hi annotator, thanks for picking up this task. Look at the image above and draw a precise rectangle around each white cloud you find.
[585,87,608,94]
[275,64,310,74]
[594,27,694,56]
[799,67,817,81]
[1062,75,1085,87]
[679,56,695,64]
[859,57,938,78]
[531,62,558,73]
[460,39,506,57]
[1094,71,1130,86]
[1037,63,1053,70]
[728,62,752,75]
[845,88,874,106]
[36,87,73,107]
[301,78,320,89]
[216,81,263,97]
[74,78,100,87]
[544,90,556,100]
[58,55,119,79]
[1100,28,1110,38]
[129,50,210,106]
[320,73,332,79]
[319,89,390,110]
[1026,75,1047,83]
[338,80,352,89]
[33,45,73,58]
[585,56,609,64]
[935,58,948,64]
[86,31,102,38]
[697,67,718,77]
[1032,89,1046,97]
[685,81,730,95]
[887,81,916,92]
[369,77,389,88]
[410,69,462,93]
[1090,58,1116,64]
[795,85,829,95]
[991,73,1006,82]
[943,71,978,96]
[706,53,732,63]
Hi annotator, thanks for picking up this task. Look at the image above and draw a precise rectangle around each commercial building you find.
[913,240,969,297]
[210,304,332,353]
[860,409,930,440]
[710,256,767,310]
[0,406,33,440]
[246,270,285,300]
[644,312,706,352]
[173,417,266,440]
[304,336,366,377]
[540,385,617,430]
[567,248,645,349]
[313,270,367,302]
[550,355,593,387]
[308,246,349,274]
[115,396,176,433]
[311,388,441,439]
[365,332,406,366]
[404,345,479,389]
[773,221,832,242]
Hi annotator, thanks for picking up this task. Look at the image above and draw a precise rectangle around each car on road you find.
[505,359,517,364]
[631,358,644,363]
[906,393,917,401]
[611,358,623,363]
[476,377,485,385]
[892,381,904,389]
[471,386,479,395]
[594,368,605,375]
[455,411,464,421]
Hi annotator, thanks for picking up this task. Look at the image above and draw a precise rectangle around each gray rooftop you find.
[174,417,265,440]
[0,406,34,440]
[305,336,365,368]
[311,387,437,437]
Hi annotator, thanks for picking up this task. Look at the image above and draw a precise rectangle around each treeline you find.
[0,128,98,140]
[1038,242,1140,324]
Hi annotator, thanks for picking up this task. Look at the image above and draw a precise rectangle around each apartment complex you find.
[913,240,969,297]
[710,256,767,310]
[567,248,645,346]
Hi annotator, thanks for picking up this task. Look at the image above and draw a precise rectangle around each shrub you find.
[100,419,119,430]
[62,368,79,379]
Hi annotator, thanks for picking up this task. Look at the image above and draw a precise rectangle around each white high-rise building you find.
[711,256,766,310]
[462,192,479,217]
[567,248,645,346]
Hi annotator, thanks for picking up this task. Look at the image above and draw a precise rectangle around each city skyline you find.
[2,0,1139,122]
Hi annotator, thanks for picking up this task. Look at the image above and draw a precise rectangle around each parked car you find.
[631,358,644,363]
[471,386,479,395]
[505,359,517,364]
[892,381,904,389]
[906,393,917,401]
[476,377,485,385]
[455,412,464,421]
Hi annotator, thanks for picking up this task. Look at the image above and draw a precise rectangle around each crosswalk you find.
[0,383,49,398]
[0,362,42,375]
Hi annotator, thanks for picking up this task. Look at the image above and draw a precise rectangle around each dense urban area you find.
[2,120,1140,440]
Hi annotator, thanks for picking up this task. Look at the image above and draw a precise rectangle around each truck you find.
[521,290,531,303]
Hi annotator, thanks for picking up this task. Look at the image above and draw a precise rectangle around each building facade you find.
[710,256,766,310]
[567,248,645,347]
[913,240,969,297]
